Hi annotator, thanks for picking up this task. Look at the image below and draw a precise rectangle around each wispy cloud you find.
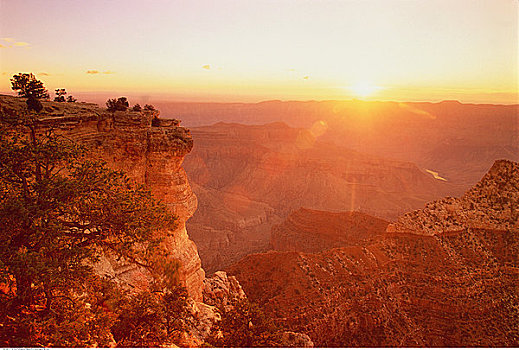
[202,64,211,70]
[87,70,115,75]
[39,72,51,76]
[1,38,31,48]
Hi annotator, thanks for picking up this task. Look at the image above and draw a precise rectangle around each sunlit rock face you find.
[228,160,519,347]
[0,95,205,301]
[74,111,204,300]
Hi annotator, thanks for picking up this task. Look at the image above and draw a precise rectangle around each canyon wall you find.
[0,95,205,301]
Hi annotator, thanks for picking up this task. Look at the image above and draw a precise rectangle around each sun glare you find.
[349,83,383,98]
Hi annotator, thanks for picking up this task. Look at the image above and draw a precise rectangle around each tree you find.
[54,89,67,102]
[132,104,142,112]
[11,73,49,99]
[0,107,180,346]
[66,95,77,103]
[143,104,155,111]
[106,97,129,112]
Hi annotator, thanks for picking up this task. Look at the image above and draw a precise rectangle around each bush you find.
[106,97,129,112]
[54,88,67,102]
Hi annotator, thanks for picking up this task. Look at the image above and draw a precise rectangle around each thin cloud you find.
[13,42,30,47]
[0,44,4,48]
[86,70,114,75]
[39,72,51,76]
[303,76,309,80]
[202,64,211,70]
[2,38,15,42]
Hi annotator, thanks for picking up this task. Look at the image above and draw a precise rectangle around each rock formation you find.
[271,208,388,253]
[388,159,519,235]
[203,271,246,311]
[0,95,205,301]
[228,160,519,347]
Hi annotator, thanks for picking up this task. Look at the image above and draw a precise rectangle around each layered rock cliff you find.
[228,160,519,347]
[0,95,205,301]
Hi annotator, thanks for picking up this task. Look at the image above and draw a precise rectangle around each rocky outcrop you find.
[203,271,246,311]
[278,331,314,348]
[0,95,205,301]
[387,159,519,235]
[271,208,388,253]
[228,160,519,347]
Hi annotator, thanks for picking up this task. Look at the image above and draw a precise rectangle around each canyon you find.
[228,159,519,347]
[184,121,457,272]
[2,94,517,347]
[160,99,518,187]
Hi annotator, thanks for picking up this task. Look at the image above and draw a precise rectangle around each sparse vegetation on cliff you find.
[206,299,285,347]
[0,105,190,347]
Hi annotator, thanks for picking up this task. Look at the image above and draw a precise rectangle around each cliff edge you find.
[0,95,205,301]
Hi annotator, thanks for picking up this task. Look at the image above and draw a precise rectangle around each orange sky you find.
[0,0,517,104]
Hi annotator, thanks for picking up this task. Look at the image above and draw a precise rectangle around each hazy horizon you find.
[1,0,517,104]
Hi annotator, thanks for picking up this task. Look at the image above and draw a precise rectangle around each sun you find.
[349,83,383,98]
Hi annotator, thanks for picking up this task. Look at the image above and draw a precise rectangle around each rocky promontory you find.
[0,95,204,301]
[387,159,519,235]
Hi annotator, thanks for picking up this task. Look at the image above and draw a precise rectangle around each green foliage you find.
[0,108,183,347]
[106,97,129,112]
[206,299,284,347]
[11,73,49,99]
